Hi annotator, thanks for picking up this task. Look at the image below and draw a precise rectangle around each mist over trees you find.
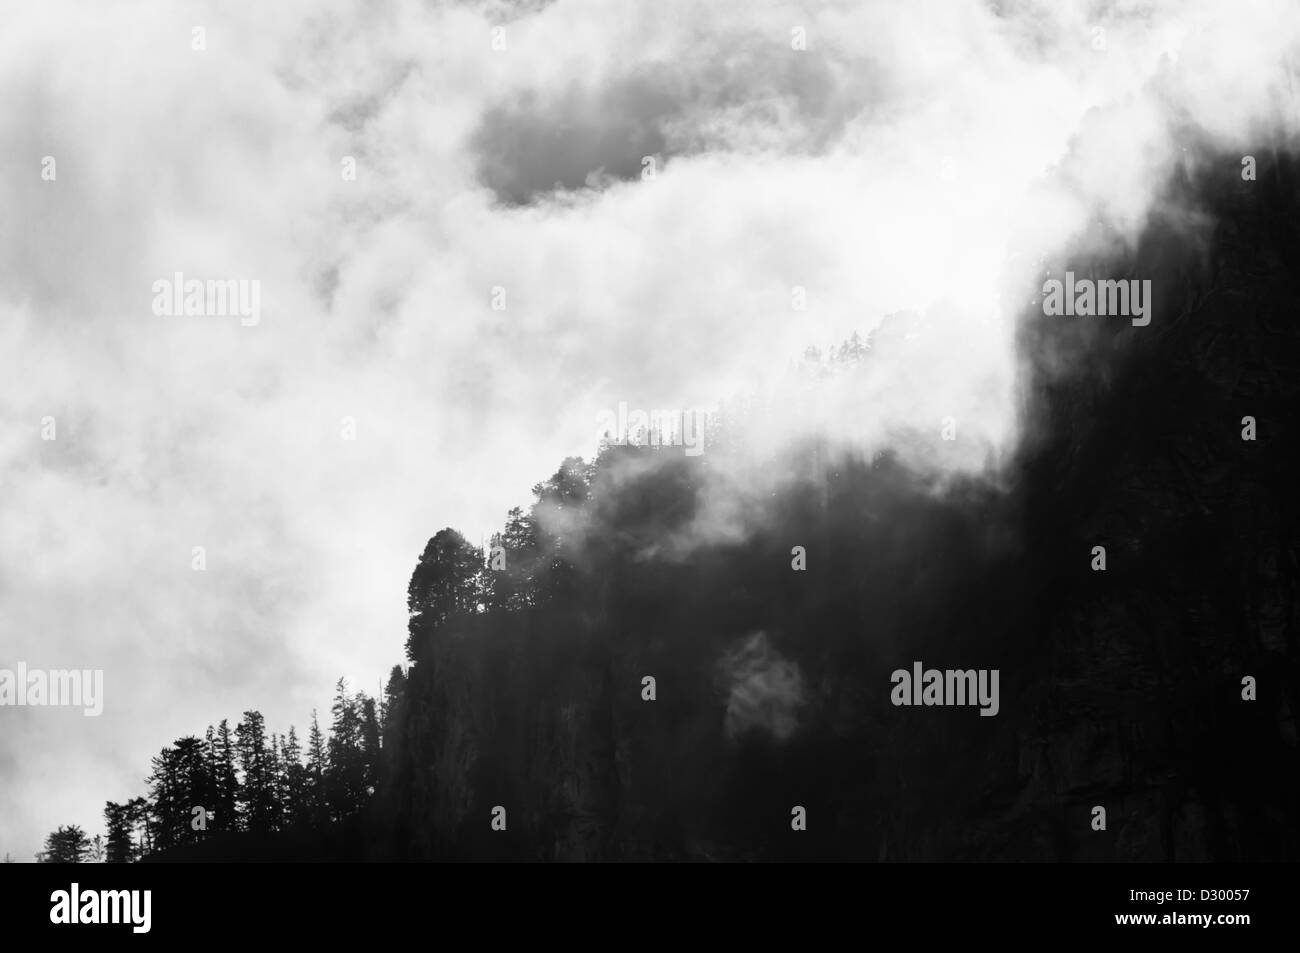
[30,151,1300,862]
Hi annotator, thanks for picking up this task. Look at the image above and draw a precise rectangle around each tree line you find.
[24,332,880,863]
[36,674,406,862]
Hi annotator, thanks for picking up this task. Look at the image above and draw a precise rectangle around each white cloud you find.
[3,0,1299,859]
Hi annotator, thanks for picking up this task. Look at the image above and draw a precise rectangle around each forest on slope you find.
[374,148,1299,861]
[31,146,1300,863]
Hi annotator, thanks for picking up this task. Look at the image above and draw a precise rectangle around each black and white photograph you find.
[1,0,1297,938]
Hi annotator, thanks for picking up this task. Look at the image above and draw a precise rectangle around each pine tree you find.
[528,457,592,603]
[104,801,134,863]
[127,797,152,859]
[235,711,277,834]
[147,736,214,851]
[280,725,308,827]
[381,666,406,742]
[267,732,284,829]
[204,725,217,771]
[379,666,407,795]
[212,719,239,832]
[487,507,540,610]
[41,825,90,863]
[405,529,484,660]
[359,693,381,792]
[326,678,367,820]
[306,709,328,827]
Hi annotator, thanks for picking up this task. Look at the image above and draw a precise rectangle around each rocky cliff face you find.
[998,151,1300,861]
[389,149,1299,861]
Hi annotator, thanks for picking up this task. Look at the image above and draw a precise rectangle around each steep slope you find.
[386,148,1300,861]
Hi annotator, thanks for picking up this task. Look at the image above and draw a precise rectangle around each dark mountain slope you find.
[385,148,1300,861]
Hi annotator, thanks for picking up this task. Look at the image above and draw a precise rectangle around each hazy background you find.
[3,0,1299,861]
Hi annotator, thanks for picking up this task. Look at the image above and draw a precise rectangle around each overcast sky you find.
[2,0,1298,861]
